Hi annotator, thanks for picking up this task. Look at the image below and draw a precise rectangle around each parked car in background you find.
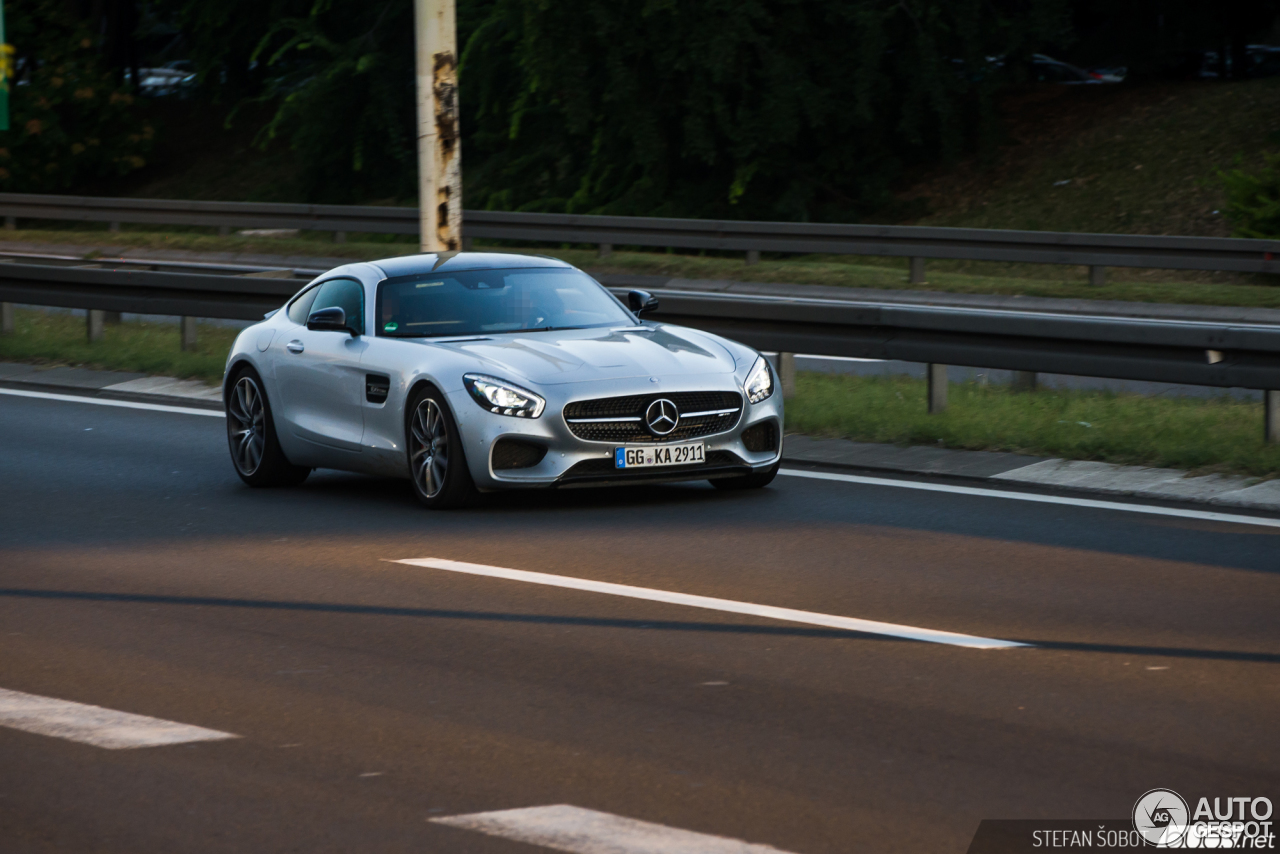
[1200,45,1280,79]
[1032,54,1123,84]
[132,61,197,97]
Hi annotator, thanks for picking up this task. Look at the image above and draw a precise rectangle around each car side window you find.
[285,285,321,326]
[309,278,365,335]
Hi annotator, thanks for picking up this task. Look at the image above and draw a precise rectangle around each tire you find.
[225,365,311,488]
[711,461,780,491]
[405,386,479,509]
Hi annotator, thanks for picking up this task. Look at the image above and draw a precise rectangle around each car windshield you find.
[375,267,636,337]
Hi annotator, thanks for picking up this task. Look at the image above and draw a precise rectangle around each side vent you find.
[741,420,779,453]
[365,374,390,404]
[492,438,548,470]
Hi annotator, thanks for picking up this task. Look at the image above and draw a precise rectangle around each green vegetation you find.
[1222,151,1280,239]
[153,0,1072,216]
[787,372,1280,477]
[4,228,1278,310]
[4,308,1276,477]
[0,308,234,384]
[2,0,153,192]
[910,77,1280,238]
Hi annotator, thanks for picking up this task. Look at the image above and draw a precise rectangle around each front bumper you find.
[447,374,784,490]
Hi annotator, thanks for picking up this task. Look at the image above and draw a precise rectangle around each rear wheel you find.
[406,387,479,509]
[226,366,310,488]
[711,461,780,491]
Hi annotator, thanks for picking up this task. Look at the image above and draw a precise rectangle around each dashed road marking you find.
[390,558,1027,650]
[432,804,799,853]
[0,687,239,749]
[779,468,1280,530]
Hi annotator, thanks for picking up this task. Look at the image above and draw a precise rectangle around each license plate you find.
[614,442,705,469]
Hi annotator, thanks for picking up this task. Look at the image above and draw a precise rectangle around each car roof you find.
[372,252,572,279]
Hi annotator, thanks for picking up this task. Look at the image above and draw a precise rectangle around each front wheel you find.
[406,387,479,509]
[225,366,310,488]
[711,461,780,491]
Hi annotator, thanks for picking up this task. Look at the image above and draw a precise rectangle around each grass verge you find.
[4,228,1280,310]
[0,309,235,385]
[3,311,1273,477]
[786,372,1280,477]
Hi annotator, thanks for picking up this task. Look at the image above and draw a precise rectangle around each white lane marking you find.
[0,387,224,417]
[0,687,239,749]
[432,804,799,854]
[778,468,1280,530]
[390,558,1026,649]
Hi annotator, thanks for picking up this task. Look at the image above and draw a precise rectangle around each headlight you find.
[744,355,774,404]
[464,374,545,418]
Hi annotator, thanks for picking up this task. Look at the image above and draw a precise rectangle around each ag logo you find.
[1133,788,1189,846]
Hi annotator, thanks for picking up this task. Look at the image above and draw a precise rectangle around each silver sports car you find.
[223,252,783,508]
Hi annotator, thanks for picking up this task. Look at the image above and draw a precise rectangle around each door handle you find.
[286,340,305,354]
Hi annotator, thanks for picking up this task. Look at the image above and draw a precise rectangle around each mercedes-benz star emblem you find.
[645,398,679,436]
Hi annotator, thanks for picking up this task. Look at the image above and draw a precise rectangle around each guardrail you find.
[0,257,1276,440]
[1,192,1277,285]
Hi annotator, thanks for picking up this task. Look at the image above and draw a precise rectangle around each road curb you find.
[0,377,224,411]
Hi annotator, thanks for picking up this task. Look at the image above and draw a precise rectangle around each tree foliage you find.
[1222,153,1280,239]
[158,0,1072,219]
[1,0,153,192]
[460,0,1069,221]
[155,0,418,203]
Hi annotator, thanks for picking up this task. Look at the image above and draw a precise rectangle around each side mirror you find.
[628,289,660,315]
[307,306,355,335]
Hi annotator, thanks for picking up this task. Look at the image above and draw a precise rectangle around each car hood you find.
[429,325,737,385]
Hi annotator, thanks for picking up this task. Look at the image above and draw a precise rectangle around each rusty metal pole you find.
[414,0,462,254]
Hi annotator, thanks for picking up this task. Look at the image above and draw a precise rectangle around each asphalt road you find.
[1,394,1277,853]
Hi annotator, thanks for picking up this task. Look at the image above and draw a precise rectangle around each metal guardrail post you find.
[1089,265,1105,286]
[1012,371,1037,393]
[87,310,105,342]
[218,226,230,237]
[598,243,612,259]
[180,317,198,352]
[927,364,947,413]
[3,217,13,230]
[909,257,926,285]
[746,249,760,265]
[778,353,796,399]
[109,221,120,232]
[334,231,347,244]
[1267,390,1279,444]
[1,302,13,334]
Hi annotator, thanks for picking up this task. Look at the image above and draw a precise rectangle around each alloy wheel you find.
[410,399,449,498]
[227,376,266,476]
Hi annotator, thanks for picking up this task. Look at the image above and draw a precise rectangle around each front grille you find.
[562,450,743,479]
[563,391,742,443]
[492,438,547,470]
